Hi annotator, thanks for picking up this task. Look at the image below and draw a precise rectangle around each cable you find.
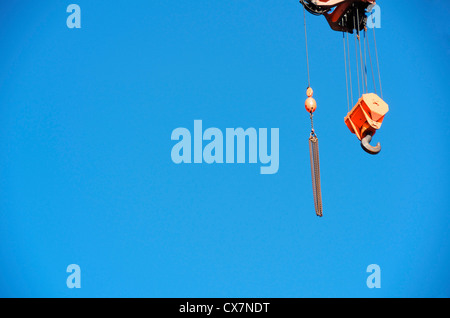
[346,29,354,107]
[373,27,383,98]
[353,15,361,98]
[366,29,377,95]
[343,32,350,112]
[302,5,311,88]
[363,29,369,93]
[356,9,366,94]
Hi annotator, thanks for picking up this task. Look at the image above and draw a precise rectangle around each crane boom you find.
[299,0,376,33]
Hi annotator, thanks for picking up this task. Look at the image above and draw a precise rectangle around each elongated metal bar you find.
[309,135,323,217]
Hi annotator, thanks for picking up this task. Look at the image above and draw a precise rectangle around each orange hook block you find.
[344,93,389,154]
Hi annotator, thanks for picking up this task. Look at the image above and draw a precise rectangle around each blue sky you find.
[0,0,449,297]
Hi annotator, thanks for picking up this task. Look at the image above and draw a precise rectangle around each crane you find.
[299,0,388,217]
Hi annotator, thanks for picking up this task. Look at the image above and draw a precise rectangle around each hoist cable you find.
[302,6,311,88]
[363,29,369,93]
[356,9,366,94]
[353,16,361,98]
[301,2,323,217]
[343,32,350,112]
[373,27,383,98]
[346,30,354,107]
[366,29,377,95]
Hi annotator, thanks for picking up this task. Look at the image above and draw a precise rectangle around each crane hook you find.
[361,132,381,155]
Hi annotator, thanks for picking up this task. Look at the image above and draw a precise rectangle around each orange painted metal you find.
[305,97,317,113]
[344,93,388,140]
[305,87,317,113]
